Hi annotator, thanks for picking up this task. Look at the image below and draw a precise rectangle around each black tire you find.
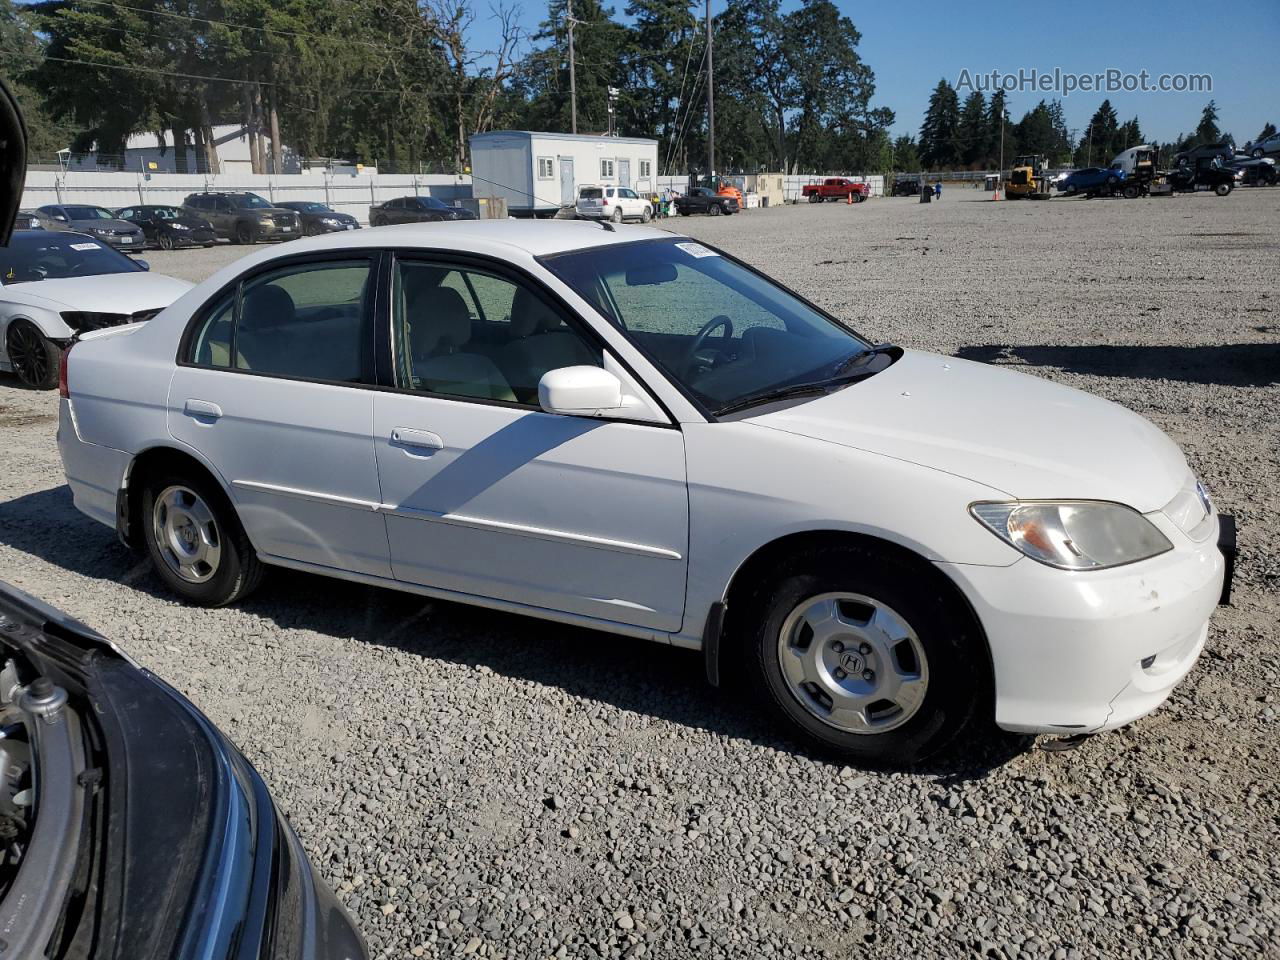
[141,468,263,607]
[5,319,60,390]
[808,194,820,203]
[158,231,176,251]
[373,216,388,227]
[709,203,722,216]
[305,222,322,236]
[1065,184,1077,196]
[234,221,255,245]
[740,544,987,767]
[1214,182,1232,197]
[1122,184,1140,200]
[611,207,624,223]
[641,206,652,223]
[679,209,690,216]
[1253,148,1264,159]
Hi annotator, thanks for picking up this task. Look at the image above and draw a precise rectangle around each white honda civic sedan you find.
[56,221,1232,765]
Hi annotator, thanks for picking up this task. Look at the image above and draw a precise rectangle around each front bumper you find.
[941,511,1230,735]
[163,229,216,246]
[98,234,146,251]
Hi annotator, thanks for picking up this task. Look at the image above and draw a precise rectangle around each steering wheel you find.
[682,315,734,375]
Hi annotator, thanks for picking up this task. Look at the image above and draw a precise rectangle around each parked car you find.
[576,185,654,223]
[276,200,362,235]
[1,230,189,388]
[674,187,739,216]
[15,209,41,230]
[116,203,217,250]
[0,580,368,960]
[182,192,300,244]
[369,195,478,226]
[1056,167,1125,196]
[56,220,1233,766]
[801,178,870,203]
[890,176,922,197]
[1228,157,1278,186]
[1245,133,1280,159]
[35,204,145,251]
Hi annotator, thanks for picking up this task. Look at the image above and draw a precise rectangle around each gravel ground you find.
[3,188,1279,960]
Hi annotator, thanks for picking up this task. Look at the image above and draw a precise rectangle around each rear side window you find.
[185,259,375,384]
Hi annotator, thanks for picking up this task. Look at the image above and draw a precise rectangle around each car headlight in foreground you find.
[170,221,190,230]
[970,500,1173,570]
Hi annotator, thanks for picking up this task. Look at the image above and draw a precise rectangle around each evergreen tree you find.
[918,78,959,169]
[956,91,985,166]
[892,134,920,172]
[985,89,1009,167]
[1195,100,1221,143]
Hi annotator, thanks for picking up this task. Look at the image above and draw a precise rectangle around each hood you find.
[67,218,140,233]
[750,350,1188,512]
[7,271,192,311]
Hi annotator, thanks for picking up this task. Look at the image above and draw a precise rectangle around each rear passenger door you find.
[167,253,391,577]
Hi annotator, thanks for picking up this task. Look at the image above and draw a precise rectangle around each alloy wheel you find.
[158,231,175,250]
[776,592,929,734]
[6,322,53,388]
[152,485,222,583]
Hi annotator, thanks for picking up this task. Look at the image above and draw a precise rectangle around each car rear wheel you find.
[142,472,263,606]
[611,207,624,223]
[742,545,986,766]
[1253,148,1264,159]
[1065,184,1077,195]
[5,319,60,390]
[233,221,254,245]
[158,231,176,251]
[373,216,388,227]
[1122,184,1140,200]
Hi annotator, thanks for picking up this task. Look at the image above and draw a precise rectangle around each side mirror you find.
[538,366,623,416]
[134,259,150,271]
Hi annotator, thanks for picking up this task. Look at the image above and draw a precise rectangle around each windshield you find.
[288,202,330,213]
[0,233,143,284]
[420,197,449,209]
[230,194,273,209]
[151,206,185,219]
[541,238,877,413]
[64,206,116,220]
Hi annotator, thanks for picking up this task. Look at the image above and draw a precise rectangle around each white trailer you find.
[468,131,659,217]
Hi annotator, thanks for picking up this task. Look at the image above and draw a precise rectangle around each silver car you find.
[1248,133,1280,159]
[36,204,145,252]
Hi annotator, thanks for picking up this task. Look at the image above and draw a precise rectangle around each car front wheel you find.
[234,221,255,244]
[142,472,263,606]
[743,545,986,766]
[709,203,722,216]
[5,319,60,390]
[1214,182,1232,196]
[158,231,176,251]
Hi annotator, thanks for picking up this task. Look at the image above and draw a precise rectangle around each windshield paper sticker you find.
[70,242,99,251]
[675,242,718,259]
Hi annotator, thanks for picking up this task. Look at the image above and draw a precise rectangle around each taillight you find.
[58,341,74,398]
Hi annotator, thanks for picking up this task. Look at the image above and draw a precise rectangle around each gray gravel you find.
[3,188,1279,959]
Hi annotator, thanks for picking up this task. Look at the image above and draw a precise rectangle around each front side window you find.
[64,206,116,221]
[600,159,615,178]
[541,238,881,415]
[186,259,374,383]
[229,194,273,210]
[392,260,601,405]
[537,157,555,179]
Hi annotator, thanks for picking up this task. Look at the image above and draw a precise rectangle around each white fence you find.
[20,170,475,225]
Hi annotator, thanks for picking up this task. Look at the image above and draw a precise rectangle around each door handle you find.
[183,399,222,420]
[391,427,443,451]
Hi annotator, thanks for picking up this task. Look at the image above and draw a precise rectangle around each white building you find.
[63,125,299,175]
[469,131,660,217]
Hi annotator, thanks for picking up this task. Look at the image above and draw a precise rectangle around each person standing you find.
[934,181,942,200]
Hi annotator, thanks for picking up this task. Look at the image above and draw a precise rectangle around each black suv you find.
[181,192,300,244]
[673,187,738,216]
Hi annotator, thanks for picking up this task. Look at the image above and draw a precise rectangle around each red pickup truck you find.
[802,178,870,203]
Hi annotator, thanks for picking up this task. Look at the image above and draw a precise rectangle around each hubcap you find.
[776,592,929,734]
[153,486,222,583]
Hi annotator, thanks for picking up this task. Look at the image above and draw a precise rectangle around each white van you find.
[575,185,652,223]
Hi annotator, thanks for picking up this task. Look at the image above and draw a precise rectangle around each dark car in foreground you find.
[0,581,367,960]
[35,204,145,251]
[277,200,362,235]
[182,192,300,244]
[369,195,477,226]
[674,187,739,216]
[116,204,216,249]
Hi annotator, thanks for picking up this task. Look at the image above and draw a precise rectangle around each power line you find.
[19,51,501,99]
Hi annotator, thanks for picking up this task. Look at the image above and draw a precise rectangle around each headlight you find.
[259,217,274,226]
[970,501,1173,570]
[170,222,190,230]
[321,217,341,226]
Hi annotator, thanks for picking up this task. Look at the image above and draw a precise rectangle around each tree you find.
[985,89,1009,167]
[918,78,959,169]
[1195,100,1221,144]
[1075,99,1119,165]
[956,91,985,166]
[0,0,75,158]
[892,135,920,172]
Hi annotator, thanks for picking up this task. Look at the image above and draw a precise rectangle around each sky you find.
[471,0,1280,146]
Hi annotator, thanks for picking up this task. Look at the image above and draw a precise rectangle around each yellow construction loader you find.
[1004,154,1051,199]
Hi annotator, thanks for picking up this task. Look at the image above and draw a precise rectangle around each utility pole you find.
[567,0,578,134]
[705,0,715,182]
